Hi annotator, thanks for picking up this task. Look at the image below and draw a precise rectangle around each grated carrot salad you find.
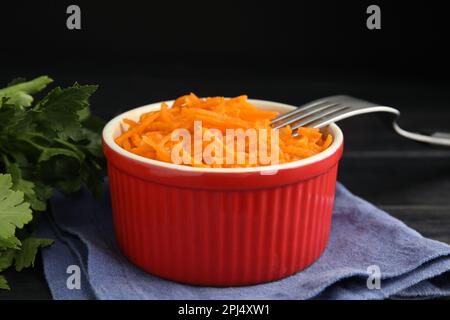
[115,94,333,168]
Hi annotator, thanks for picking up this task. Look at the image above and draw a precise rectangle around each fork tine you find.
[302,107,355,128]
[270,100,332,125]
[271,102,340,129]
[291,106,349,137]
[290,104,348,130]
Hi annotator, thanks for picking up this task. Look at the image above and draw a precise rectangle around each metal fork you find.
[270,95,450,147]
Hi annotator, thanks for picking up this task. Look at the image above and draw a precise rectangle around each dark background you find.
[2,0,449,71]
[1,0,450,119]
[1,0,449,298]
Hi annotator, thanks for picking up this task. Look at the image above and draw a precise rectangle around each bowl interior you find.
[103,99,343,173]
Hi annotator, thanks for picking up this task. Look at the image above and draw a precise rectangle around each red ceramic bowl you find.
[102,99,344,286]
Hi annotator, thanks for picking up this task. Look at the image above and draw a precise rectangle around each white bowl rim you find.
[102,99,344,173]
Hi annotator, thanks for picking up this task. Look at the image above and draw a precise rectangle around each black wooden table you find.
[0,66,449,299]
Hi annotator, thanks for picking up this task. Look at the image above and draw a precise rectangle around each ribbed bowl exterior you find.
[103,99,343,286]
[107,160,340,286]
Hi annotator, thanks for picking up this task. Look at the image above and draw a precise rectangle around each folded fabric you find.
[36,181,450,299]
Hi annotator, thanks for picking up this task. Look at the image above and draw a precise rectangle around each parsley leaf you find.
[0,236,21,250]
[35,84,98,140]
[0,248,15,271]
[14,237,54,271]
[0,275,9,290]
[0,98,33,135]
[4,160,48,211]
[0,174,33,241]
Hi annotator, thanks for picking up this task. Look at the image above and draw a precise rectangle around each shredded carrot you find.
[114,94,333,167]
[123,118,138,127]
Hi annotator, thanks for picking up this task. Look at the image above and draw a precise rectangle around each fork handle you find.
[392,121,450,147]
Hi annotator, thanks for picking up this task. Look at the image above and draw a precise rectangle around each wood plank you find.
[380,206,450,244]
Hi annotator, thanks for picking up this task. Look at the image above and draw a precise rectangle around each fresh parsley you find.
[0,76,104,290]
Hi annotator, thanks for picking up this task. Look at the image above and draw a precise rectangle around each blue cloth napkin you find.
[37,181,450,300]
